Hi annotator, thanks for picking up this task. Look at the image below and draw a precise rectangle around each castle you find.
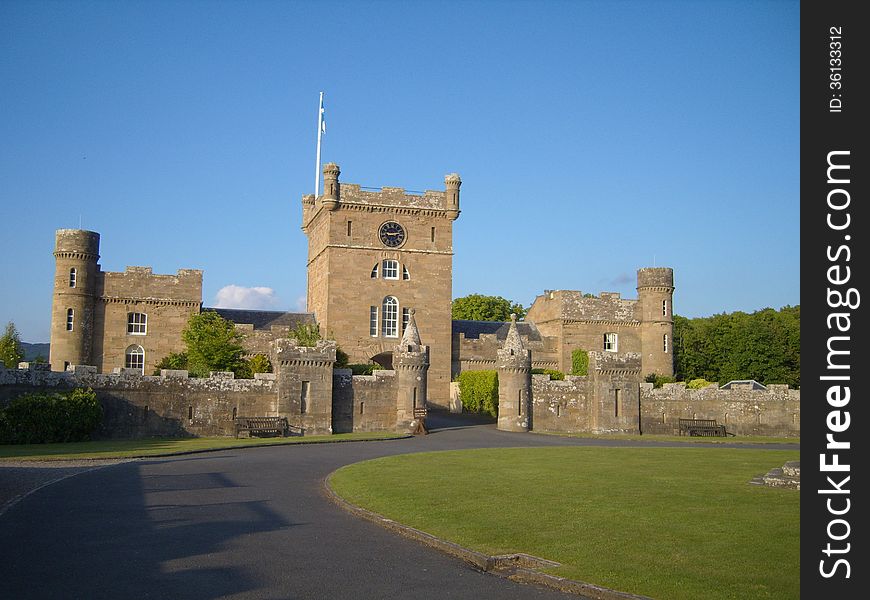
[47,164,673,409]
[26,164,798,438]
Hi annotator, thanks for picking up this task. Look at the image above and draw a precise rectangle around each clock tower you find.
[302,163,460,409]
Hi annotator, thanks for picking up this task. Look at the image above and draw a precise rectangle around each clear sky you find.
[0,0,799,343]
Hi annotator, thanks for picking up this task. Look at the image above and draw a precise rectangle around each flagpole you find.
[314,91,324,197]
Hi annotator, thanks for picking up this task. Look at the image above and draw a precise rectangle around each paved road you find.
[0,414,797,599]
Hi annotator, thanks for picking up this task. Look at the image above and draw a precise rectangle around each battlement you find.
[98,267,202,303]
[527,290,639,323]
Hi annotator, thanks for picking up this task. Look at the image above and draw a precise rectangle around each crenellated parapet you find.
[273,338,337,435]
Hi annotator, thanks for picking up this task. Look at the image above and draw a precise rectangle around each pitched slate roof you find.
[451,319,542,342]
[205,308,315,331]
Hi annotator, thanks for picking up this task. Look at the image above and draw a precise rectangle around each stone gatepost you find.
[274,338,337,435]
[497,314,532,432]
[394,309,429,433]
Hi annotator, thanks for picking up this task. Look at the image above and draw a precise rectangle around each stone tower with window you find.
[49,229,101,371]
[302,164,460,409]
[636,267,675,378]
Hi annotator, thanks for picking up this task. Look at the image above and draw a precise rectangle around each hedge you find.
[347,363,384,375]
[531,368,565,380]
[457,370,499,417]
[0,388,102,444]
[571,348,589,376]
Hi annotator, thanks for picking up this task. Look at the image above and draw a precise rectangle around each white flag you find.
[320,103,326,135]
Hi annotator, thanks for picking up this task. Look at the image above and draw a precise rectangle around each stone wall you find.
[530,375,593,432]
[0,363,276,438]
[640,382,801,437]
[332,369,397,433]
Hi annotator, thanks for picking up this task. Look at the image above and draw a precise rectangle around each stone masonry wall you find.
[640,382,800,437]
[332,369,397,433]
[530,375,594,432]
[0,363,276,438]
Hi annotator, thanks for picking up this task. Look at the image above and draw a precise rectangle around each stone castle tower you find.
[393,309,429,432]
[301,163,460,409]
[496,314,532,432]
[636,267,675,377]
[49,229,101,371]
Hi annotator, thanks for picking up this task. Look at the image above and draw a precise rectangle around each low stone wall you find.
[0,363,277,438]
[332,369,397,433]
[530,375,593,432]
[640,383,801,437]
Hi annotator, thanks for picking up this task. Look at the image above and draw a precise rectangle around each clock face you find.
[379,221,406,247]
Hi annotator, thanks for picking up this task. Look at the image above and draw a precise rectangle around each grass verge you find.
[533,431,799,445]
[0,432,406,461]
[330,447,799,600]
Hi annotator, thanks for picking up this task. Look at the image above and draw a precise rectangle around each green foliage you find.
[531,368,564,380]
[248,354,272,374]
[583,293,596,298]
[686,378,716,389]
[645,373,676,388]
[182,312,246,378]
[153,352,189,375]
[571,348,589,376]
[457,370,499,417]
[335,347,349,368]
[0,388,102,444]
[673,306,800,387]
[452,294,526,321]
[347,363,384,375]
[0,321,24,369]
[290,322,321,346]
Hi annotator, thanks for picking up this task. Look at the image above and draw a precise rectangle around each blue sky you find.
[0,0,799,343]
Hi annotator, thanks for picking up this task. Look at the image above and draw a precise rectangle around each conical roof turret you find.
[399,308,422,348]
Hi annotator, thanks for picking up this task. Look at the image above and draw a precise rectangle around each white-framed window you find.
[370,263,378,279]
[369,306,378,337]
[663,334,669,353]
[382,259,399,280]
[66,308,74,331]
[127,312,147,335]
[69,268,77,288]
[402,265,410,280]
[662,299,668,316]
[125,345,144,373]
[604,332,618,352]
[382,296,398,337]
[402,307,410,332]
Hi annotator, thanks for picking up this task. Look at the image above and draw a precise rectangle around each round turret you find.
[321,162,340,211]
[444,173,461,220]
[636,267,675,377]
[49,230,101,371]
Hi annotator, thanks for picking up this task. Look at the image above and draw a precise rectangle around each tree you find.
[0,322,24,369]
[153,352,188,375]
[452,294,526,321]
[290,322,322,346]
[673,306,800,387]
[182,312,246,377]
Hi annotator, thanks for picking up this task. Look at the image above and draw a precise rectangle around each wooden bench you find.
[678,418,728,437]
[234,416,289,438]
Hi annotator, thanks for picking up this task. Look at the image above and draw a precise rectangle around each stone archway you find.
[370,351,393,370]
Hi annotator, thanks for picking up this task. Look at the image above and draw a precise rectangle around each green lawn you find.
[329,447,799,600]
[0,432,406,460]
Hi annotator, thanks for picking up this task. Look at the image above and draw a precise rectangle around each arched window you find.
[370,263,378,279]
[66,308,74,331]
[382,296,398,337]
[127,312,147,335]
[382,260,399,280]
[125,345,145,373]
[663,334,669,353]
[69,268,77,288]
[402,265,410,280]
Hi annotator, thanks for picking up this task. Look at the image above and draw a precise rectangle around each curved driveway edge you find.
[323,470,652,600]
